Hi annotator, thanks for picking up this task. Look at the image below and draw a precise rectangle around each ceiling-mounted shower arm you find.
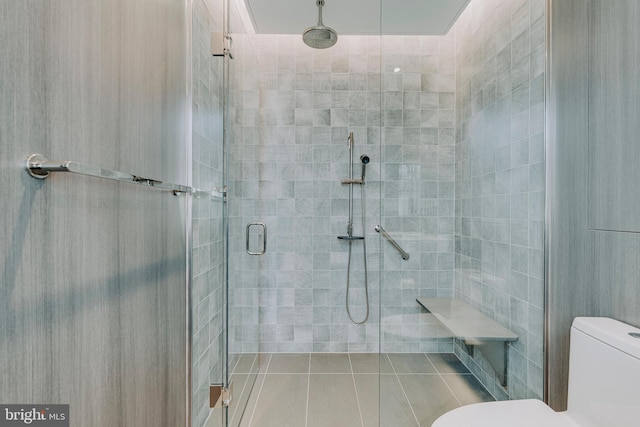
[316,0,325,26]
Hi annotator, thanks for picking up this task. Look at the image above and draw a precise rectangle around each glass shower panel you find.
[378,0,547,424]
[225,0,263,426]
[378,2,462,426]
[190,0,227,426]
[450,0,546,403]
[379,33,458,352]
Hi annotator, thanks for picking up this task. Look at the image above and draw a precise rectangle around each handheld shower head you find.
[360,154,369,182]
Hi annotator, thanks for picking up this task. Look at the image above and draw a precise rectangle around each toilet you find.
[432,317,640,427]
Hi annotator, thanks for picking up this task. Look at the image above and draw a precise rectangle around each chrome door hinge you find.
[212,186,227,202]
[210,383,233,408]
[211,32,234,59]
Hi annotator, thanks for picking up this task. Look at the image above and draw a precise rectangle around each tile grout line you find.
[348,353,366,427]
[260,372,367,375]
[243,355,266,427]
[426,353,463,407]
[246,353,272,427]
[238,352,486,427]
[228,354,257,426]
[304,353,311,427]
[388,353,422,426]
[454,345,500,401]
[228,373,247,425]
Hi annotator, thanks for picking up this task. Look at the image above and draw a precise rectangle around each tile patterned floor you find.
[218,353,494,427]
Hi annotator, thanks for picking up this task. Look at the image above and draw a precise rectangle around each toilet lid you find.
[432,399,579,427]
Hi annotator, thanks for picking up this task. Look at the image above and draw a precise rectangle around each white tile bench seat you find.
[416,298,518,386]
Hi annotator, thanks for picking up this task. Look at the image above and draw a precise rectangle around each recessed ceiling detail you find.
[244,0,471,36]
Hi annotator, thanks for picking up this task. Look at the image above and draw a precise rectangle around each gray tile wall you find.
[452,0,545,400]
[380,35,458,353]
[227,33,261,357]
[229,34,457,353]
[229,34,385,353]
[191,1,226,426]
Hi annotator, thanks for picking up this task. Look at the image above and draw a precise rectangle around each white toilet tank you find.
[565,317,640,427]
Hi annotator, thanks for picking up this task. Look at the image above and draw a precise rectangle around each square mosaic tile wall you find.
[379,35,458,353]
[452,0,545,400]
[227,33,457,354]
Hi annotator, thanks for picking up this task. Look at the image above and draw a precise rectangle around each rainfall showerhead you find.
[303,0,338,49]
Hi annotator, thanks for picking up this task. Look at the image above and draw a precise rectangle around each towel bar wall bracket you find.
[26,153,56,179]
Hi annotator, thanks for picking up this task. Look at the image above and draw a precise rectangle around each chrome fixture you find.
[302,0,338,49]
[246,222,267,256]
[26,153,225,200]
[340,150,369,185]
[360,154,369,182]
[337,132,369,324]
[375,225,410,261]
[211,32,233,58]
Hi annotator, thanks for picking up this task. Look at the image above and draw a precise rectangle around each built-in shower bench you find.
[416,298,518,387]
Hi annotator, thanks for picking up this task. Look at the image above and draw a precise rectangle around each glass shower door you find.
[189,0,256,426]
[218,0,394,426]
[224,0,264,426]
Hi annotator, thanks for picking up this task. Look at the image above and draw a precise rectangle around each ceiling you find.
[243,0,471,36]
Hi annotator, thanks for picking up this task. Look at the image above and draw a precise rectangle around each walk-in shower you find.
[338,132,370,324]
[222,0,547,424]
[302,0,337,49]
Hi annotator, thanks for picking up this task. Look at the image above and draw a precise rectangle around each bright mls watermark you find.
[0,405,69,426]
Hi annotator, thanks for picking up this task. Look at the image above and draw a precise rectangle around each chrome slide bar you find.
[26,153,226,200]
[375,225,410,261]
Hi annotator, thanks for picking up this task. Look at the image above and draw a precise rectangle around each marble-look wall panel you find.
[0,1,188,426]
[547,0,640,410]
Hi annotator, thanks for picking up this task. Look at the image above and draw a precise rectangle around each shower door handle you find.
[246,222,267,255]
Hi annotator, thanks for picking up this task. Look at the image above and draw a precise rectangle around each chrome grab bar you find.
[375,225,410,260]
[26,153,226,200]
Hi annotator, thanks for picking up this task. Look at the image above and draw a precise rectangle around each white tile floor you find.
[213,353,494,427]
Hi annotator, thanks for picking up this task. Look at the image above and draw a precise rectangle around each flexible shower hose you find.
[346,181,369,324]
